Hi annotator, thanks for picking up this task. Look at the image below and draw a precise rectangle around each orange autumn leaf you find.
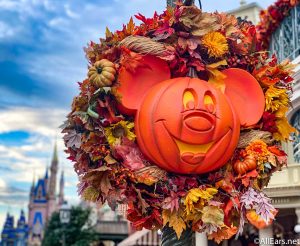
[215,177,235,194]
[208,226,238,244]
[119,49,149,73]
[246,209,277,229]
[135,166,167,186]
[268,146,287,156]
[126,17,135,34]
[238,169,258,187]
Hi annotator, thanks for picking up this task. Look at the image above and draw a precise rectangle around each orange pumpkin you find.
[117,55,265,174]
[246,209,277,229]
[233,155,257,175]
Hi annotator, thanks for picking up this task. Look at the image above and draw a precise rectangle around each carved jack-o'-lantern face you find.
[135,78,240,174]
[117,55,265,174]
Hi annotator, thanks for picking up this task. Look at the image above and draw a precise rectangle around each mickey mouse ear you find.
[222,68,265,127]
[116,54,171,115]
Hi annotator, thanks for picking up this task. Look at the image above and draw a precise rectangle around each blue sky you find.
[0,0,276,228]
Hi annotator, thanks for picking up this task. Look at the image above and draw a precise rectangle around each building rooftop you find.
[227,2,262,14]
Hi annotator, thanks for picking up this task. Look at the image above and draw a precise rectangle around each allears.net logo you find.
[254,237,300,245]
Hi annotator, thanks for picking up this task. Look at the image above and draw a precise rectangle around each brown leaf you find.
[82,166,112,195]
[104,154,118,165]
[135,189,150,214]
[179,6,221,36]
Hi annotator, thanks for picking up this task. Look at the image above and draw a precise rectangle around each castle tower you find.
[44,168,49,193]
[26,142,64,246]
[47,142,59,218]
[1,213,14,245]
[58,171,65,206]
[29,176,35,203]
[15,210,29,246]
[48,143,58,199]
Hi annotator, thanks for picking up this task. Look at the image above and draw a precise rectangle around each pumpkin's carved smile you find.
[158,117,232,166]
[173,127,232,165]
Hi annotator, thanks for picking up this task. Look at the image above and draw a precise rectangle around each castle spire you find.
[44,167,49,179]
[48,142,58,199]
[52,141,58,163]
[58,171,65,205]
[30,173,35,197]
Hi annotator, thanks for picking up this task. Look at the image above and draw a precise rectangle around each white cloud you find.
[0,106,67,135]
[0,178,6,189]
[64,4,79,19]
[0,21,17,39]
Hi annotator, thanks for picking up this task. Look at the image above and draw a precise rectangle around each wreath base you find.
[161,226,194,246]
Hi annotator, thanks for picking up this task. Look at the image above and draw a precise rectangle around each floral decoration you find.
[62,2,296,243]
[256,0,300,50]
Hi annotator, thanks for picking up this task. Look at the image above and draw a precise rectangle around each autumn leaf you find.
[63,129,82,148]
[135,189,150,214]
[239,169,258,187]
[82,186,100,202]
[215,178,235,194]
[162,209,186,238]
[119,49,148,73]
[105,27,113,39]
[82,166,112,195]
[255,192,276,223]
[268,145,287,157]
[126,17,135,35]
[207,60,228,92]
[224,197,240,222]
[202,206,225,227]
[240,187,260,208]
[104,154,117,165]
[179,6,220,36]
[135,166,166,186]
[162,191,180,212]
[184,187,218,215]
[208,226,237,244]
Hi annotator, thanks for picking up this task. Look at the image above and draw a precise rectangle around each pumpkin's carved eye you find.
[204,91,215,113]
[183,89,197,110]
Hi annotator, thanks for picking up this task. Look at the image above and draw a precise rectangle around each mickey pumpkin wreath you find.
[62,3,296,243]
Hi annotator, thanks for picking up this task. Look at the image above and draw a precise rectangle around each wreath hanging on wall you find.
[62,2,296,243]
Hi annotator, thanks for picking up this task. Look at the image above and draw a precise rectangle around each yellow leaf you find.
[162,209,187,238]
[184,188,218,215]
[82,186,100,202]
[201,206,224,227]
[274,117,296,141]
[207,60,228,92]
[105,27,112,39]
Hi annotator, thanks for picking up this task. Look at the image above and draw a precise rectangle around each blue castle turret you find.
[1,211,29,246]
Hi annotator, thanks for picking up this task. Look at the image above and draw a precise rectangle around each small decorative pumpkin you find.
[117,55,265,174]
[88,59,116,88]
[233,155,257,175]
[246,209,276,229]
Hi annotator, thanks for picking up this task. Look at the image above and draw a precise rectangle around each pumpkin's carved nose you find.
[184,113,214,132]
